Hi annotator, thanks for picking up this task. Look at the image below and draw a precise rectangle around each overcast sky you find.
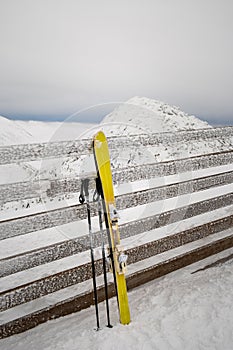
[0,0,232,124]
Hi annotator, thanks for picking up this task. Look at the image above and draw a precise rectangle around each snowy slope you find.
[101,96,211,136]
[0,115,95,145]
[0,116,35,145]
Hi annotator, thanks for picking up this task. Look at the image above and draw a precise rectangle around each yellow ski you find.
[93,131,131,325]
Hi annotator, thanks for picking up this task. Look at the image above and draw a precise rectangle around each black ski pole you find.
[79,179,100,330]
[95,179,113,328]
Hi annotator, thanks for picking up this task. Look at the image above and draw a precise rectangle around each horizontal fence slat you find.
[0,126,233,165]
[0,215,232,311]
[1,150,233,205]
[107,127,233,149]
[1,170,233,240]
[0,139,91,165]
[1,192,232,277]
[112,150,233,184]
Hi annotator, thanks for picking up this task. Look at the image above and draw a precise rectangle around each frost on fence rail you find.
[0,139,91,165]
[1,215,232,278]
[112,150,233,184]
[1,150,233,205]
[1,214,233,312]
[109,126,233,148]
[0,126,233,165]
[1,176,233,241]
[1,194,233,278]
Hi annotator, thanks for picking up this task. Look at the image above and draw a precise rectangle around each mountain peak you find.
[101,97,211,135]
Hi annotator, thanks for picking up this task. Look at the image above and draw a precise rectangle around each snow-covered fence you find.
[1,150,233,205]
[0,126,233,165]
[0,164,233,242]
[0,126,233,338]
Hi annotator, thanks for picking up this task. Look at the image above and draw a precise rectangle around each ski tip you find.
[93,130,107,144]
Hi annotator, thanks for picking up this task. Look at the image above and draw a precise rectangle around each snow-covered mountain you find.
[0,97,211,146]
[100,97,211,136]
[0,115,95,146]
[0,97,210,146]
[0,116,35,145]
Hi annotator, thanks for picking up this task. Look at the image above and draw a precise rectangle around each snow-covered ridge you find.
[101,97,211,136]
[0,116,35,145]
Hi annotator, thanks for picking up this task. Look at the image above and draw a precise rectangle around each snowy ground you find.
[1,247,233,350]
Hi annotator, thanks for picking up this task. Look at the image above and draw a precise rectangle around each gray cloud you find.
[0,0,232,124]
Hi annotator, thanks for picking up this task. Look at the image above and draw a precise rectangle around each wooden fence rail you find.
[0,126,233,165]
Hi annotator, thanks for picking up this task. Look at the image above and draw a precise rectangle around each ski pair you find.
[93,131,130,326]
[79,131,130,329]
